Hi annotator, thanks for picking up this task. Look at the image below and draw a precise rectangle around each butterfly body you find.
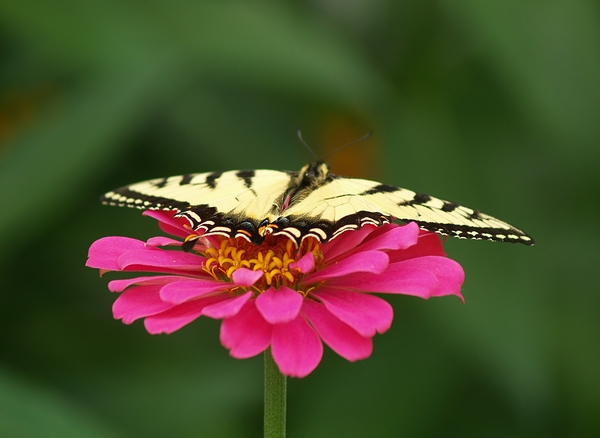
[102,161,534,246]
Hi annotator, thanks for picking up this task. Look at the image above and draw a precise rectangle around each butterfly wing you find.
[102,164,534,246]
[280,176,534,245]
[102,169,296,241]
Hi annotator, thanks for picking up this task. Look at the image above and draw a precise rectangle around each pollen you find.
[201,235,322,293]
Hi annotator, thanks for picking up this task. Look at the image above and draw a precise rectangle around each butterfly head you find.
[277,161,332,215]
[298,161,331,187]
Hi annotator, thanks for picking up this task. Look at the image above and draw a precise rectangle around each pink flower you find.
[86,210,464,378]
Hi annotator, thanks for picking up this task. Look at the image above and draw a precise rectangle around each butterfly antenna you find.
[325,130,373,161]
[297,129,319,160]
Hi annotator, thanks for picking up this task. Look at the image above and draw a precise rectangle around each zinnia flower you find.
[86,210,464,377]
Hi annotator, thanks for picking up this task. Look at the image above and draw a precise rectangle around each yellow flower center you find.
[198,235,323,294]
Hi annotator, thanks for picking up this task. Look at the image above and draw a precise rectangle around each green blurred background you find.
[1,1,598,437]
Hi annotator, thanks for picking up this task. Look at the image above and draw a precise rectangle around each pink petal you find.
[220,300,272,358]
[352,222,419,253]
[202,291,252,319]
[86,237,146,270]
[312,287,393,336]
[327,265,439,298]
[388,232,446,263]
[143,294,228,334]
[202,235,223,249]
[304,250,389,283]
[396,256,465,299]
[232,268,263,287]
[108,275,191,292]
[112,285,176,324]
[271,315,323,378]
[289,252,314,273]
[159,279,229,304]
[143,209,180,223]
[328,256,464,301]
[255,286,303,324]
[321,224,377,260]
[301,299,372,361]
[117,249,205,273]
[146,236,183,247]
[143,210,190,238]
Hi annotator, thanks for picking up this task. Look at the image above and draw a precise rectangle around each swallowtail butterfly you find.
[102,161,534,247]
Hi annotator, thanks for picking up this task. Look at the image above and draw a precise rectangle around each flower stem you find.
[264,348,286,438]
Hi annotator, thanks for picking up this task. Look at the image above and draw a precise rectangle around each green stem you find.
[264,348,287,438]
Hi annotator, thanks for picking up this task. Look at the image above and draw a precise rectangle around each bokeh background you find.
[1,1,599,437]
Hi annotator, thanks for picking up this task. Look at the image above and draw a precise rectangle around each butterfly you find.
[101,161,534,247]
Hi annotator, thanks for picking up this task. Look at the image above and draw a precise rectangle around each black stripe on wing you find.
[101,188,191,212]
[355,185,534,245]
[271,210,391,244]
[410,220,535,245]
